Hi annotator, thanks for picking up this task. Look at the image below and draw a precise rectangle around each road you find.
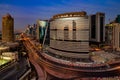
[0,57,30,80]
[21,34,120,79]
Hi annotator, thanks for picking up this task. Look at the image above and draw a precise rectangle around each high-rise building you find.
[105,24,113,45]
[2,13,14,42]
[105,23,120,51]
[36,20,49,44]
[90,12,105,45]
[112,23,120,51]
[48,11,90,60]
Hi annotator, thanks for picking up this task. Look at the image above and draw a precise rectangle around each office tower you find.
[105,24,113,45]
[90,12,105,45]
[106,23,120,51]
[2,13,14,42]
[48,11,90,60]
[36,20,49,44]
[112,23,120,51]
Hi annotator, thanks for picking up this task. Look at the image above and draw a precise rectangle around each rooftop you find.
[51,11,87,20]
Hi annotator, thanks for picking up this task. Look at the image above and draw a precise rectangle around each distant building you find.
[36,20,41,41]
[32,24,37,38]
[25,25,30,36]
[2,13,14,42]
[14,33,21,40]
[36,20,40,41]
[2,52,18,61]
[112,23,120,51]
[90,12,105,45]
[115,15,120,23]
[36,20,49,44]
[105,24,113,45]
[105,23,120,51]
[25,24,37,39]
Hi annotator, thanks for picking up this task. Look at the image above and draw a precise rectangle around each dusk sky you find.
[0,0,120,31]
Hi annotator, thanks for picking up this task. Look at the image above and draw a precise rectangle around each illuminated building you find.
[1,52,18,61]
[25,24,37,39]
[112,23,120,51]
[32,24,37,38]
[48,11,90,60]
[105,17,120,51]
[36,20,49,44]
[22,12,120,80]
[90,12,105,45]
[2,13,14,42]
[105,24,114,45]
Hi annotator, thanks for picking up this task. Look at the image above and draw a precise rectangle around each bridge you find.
[20,33,120,80]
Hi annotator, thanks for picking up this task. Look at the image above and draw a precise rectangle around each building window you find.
[72,20,76,40]
[64,26,69,40]
[72,20,76,29]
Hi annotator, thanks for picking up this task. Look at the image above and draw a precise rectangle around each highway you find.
[21,34,120,79]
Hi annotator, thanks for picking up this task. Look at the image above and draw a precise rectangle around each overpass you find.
[21,33,120,80]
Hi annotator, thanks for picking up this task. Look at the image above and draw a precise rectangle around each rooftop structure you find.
[90,12,105,45]
[52,11,87,20]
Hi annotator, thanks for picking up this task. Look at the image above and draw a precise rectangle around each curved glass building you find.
[47,11,90,61]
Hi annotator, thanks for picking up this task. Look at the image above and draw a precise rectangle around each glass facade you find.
[50,17,89,52]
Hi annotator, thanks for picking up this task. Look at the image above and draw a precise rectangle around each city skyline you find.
[1,2,120,79]
[0,0,120,31]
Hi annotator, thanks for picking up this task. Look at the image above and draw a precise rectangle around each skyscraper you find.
[48,11,90,60]
[105,24,113,45]
[2,13,14,42]
[105,23,120,51]
[36,20,49,44]
[90,12,105,45]
[112,23,120,51]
